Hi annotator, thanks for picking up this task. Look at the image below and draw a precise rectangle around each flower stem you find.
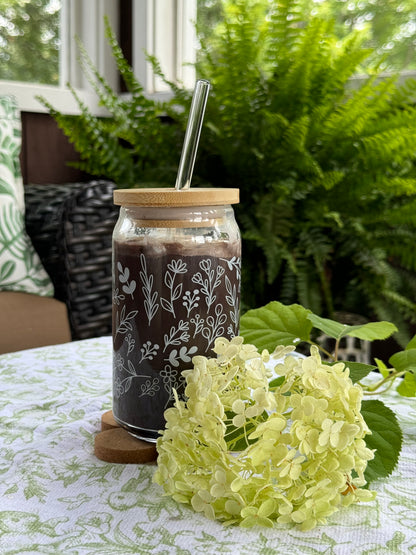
[359,369,406,395]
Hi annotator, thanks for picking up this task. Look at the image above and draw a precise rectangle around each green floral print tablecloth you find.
[0,336,415,555]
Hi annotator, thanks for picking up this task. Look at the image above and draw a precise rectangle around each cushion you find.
[0,291,71,354]
[0,95,54,296]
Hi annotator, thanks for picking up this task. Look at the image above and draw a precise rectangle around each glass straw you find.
[175,79,211,190]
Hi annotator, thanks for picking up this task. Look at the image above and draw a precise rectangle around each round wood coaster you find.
[94,427,158,464]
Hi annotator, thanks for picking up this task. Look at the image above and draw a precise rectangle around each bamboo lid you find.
[114,187,239,207]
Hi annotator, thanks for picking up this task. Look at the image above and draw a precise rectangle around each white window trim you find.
[0,0,196,115]
[0,0,119,115]
[132,0,196,94]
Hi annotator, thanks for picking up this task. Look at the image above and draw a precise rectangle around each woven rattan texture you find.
[25,181,118,340]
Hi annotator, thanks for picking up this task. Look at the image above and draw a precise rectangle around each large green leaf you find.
[307,314,397,341]
[361,400,402,484]
[326,361,376,383]
[347,322,398,341]
[396,371,416,397]
[307,314,346,339]
[389,348,416,373]
[389,349,416,396]
[240,301,313,352]
[342,361,376,384]
[405,334,416,350]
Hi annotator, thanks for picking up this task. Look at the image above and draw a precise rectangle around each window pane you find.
[0,0,61,85]
[197,0,416,72]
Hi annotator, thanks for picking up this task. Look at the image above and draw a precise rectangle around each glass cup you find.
[112,188,241,441]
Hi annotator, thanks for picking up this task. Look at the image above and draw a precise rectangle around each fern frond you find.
[322,31,372,96]
[274,17,335,118]
[103,16,146,98]
[384,200,416,227]
[320,75,398,152]
[295,259,324,314]
[360,128,416,167]
[265,0,306,66]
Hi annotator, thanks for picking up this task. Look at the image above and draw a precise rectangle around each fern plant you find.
[38,0,416,344]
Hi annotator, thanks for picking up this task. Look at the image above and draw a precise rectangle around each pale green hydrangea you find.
[154,337,376,531]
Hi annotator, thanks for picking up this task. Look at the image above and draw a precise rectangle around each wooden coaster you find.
[94,428,158,464]
[101,409,120,431]
[95,410,158,464]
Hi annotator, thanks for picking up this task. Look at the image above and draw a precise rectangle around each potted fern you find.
[38,0,416,346]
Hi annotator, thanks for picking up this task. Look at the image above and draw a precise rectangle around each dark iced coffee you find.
[112,188,241,441]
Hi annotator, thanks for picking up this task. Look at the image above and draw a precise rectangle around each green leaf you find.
[406,335,416,350]
[374,357,390,379]
[224,411,268,452]
[344,362,377,384]
[269,376,285,389]
[389,348,416,373]
[240,301,313,352]
[307,314,397,341]
[361,400,402,484]
[396,370,416,397]
[326,361,376,383]
[346,322,398,341]
[307,314,347,339]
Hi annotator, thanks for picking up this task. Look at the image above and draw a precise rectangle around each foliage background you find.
[198,0,416,72]
[38,0,416,346]
[0,0,60,84]
[193,0,416,346]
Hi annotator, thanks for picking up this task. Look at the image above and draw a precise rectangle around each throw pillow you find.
[0,95,54,296]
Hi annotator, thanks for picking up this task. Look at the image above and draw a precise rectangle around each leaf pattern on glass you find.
[117,262,136,298]
[182,289,200,317]
[163,320,190,352]
[225,275,240,328]
[113,287,125,305]
[166,345,198,368]
[124,333,135,354]
[192,259,225,313]
[112,353,151,398]
[139,253,159,324]
[139,377,160,398]
[220,256,241,279]
[190,313,205,337]
[161,259,187,317]
[115,305,139,336]
[138,341,160,362]
[202,304,227,348]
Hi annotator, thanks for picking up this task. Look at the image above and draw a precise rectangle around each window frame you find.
[131,0,196,95]
[0,0,119,115]
[0,0,196,115]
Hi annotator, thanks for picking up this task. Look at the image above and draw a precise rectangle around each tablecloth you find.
[0,336,415,554]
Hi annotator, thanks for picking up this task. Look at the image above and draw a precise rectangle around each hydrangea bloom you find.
[154,337,376,530]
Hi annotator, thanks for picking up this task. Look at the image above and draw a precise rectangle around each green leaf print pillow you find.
[0,95,53,296]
